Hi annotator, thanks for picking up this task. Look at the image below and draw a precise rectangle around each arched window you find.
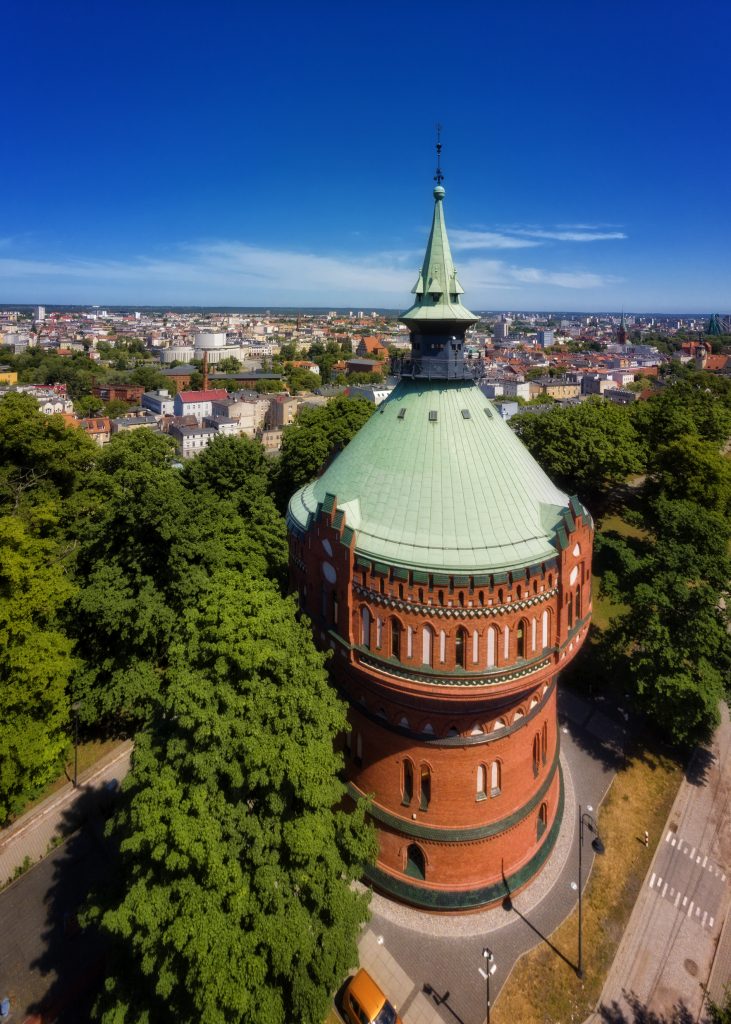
[541,609,550,649]
[332,591,338,626]
[407,626,414,658]
[361,606,371,649]
[531,617,537,652]
[542,721,548,765]
[390,618,402,659]
[478,590,484,606]
[405,843,426,880]
[513,708,524,722]
[472,629,479,664]
[548,573,554,588]
[491,760,502,796]
[418,588,424,603]
[455,628,467,668]
[537,802,548,839]
[493,718,506,731]
[476,764,487,800]
[398,716,410,729]
[576,584,582,617]
[487,626,497,668]
[517,619,527,659]
[567,592,574,630]
[517,585,522,600]
[355,733,363,767]
[377,707,387,720]
[402,760,414,805]
[439,630,446,663]
[438,589,444,605]
[419,765,431,810]
[446,725,459,737]
[376,617,383,648]
[498,588,504,604]
[422,625,434,666]
[503,624,510,661]
[533,734,540,776]
[398,583,404,599]
[470,723,485,735]
[422,723,435,735]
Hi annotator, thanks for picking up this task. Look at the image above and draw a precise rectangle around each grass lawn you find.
[492,744,682,1024]
[599,513,649,541]
[17,737,125,819]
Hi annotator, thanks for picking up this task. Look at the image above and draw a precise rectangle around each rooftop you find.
[288,379,571,573]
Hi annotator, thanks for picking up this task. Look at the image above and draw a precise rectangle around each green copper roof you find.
[400,186,478,325]
[287,380,571,573]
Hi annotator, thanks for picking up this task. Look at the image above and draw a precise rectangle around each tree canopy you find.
[85,571,376,1024]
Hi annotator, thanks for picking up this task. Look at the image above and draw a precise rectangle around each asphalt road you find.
[0,820,112,1022]
[648,828,726,932]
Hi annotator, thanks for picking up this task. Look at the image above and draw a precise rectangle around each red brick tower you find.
[287,170,593,911]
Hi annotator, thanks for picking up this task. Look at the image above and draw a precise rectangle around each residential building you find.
[266,395,298,428]
[173,388,228,422]
[92,383,145,403]
[141,389,175,416]
[169,424,217,458]
[79,416,111,446]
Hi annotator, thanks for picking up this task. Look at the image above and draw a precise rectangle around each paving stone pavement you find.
[585,703,731,1023]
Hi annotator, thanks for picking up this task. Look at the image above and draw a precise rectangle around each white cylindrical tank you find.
[194,332,226,351]
[159,346,195,364]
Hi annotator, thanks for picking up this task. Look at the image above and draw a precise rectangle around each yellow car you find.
[342,968,403,1024]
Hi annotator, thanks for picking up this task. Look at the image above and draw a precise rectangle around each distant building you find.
[141,389,175,416]
[537,330,554,349]
[169,423,217,458]
[35,305,46,322]
[493,317,510,341]
[92,383,145,404]
[345,357,384,377]
[173,388,229,421]
[266,395,298,428]
[0,366,18,384]
[79,416,111,446]
[161,365,198,390]
[347,384,394,406]
[110,412,160,434]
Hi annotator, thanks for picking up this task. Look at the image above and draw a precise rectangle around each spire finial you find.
[434,123,444,192]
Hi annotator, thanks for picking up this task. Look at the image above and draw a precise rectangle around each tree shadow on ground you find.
[684,746,716,787]
[25,784,119,1023]
[599,989,701,1023]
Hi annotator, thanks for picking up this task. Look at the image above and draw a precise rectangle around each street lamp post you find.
[577,804,605,979]
[71,701,82,788]
[481,947,496,1024]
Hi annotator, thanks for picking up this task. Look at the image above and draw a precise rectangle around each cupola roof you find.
[287,380,572,573]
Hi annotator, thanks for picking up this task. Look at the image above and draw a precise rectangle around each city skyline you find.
[4,0,730,312]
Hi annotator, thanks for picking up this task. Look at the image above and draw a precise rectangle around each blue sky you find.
[3,0,730,312]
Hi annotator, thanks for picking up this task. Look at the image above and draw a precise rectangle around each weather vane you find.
[434,123,444,186]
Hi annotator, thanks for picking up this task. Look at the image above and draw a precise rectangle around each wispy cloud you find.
[0,238,619,304]
[511,228,627,242]
[450,229,541,251]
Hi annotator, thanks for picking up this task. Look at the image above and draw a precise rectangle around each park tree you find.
[0,393,97,514]
[273,395,373,511]
[130,365,172,393]
[0,516,76,823]
[182,435,287,585]
[85,570,377,1024]
[601,498,731,746]
[512,399,643,503]
[648,434,731,515]
[217,355,242,373]
[71,431,271,725]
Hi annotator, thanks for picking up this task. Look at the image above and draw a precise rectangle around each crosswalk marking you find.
[650,872,656,888]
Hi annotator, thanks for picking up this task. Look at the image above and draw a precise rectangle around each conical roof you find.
[400,186,478,326]
[287,380,571,573]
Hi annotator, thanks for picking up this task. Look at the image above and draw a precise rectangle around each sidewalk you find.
[0,741,133,888]
[586,705,731,1022]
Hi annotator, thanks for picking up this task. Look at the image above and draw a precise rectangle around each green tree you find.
[649,435,731,515]
[706,986,731,1024]
[284,366,322,394]
[273,396,373,510]
[217,356,242,373]
[512,399,643,502]
[0,393,97,514]
[131,365,171,393]
[85,570,376,1024]
[71,431,271,725]
[182,435,288,584]
[602,498,731,746]
[0,516,76,823]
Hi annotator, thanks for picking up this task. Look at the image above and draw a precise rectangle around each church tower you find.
[617,312,628,346]
[287,159,593,911]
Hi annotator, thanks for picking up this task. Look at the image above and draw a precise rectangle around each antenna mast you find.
[434,123,444,185]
